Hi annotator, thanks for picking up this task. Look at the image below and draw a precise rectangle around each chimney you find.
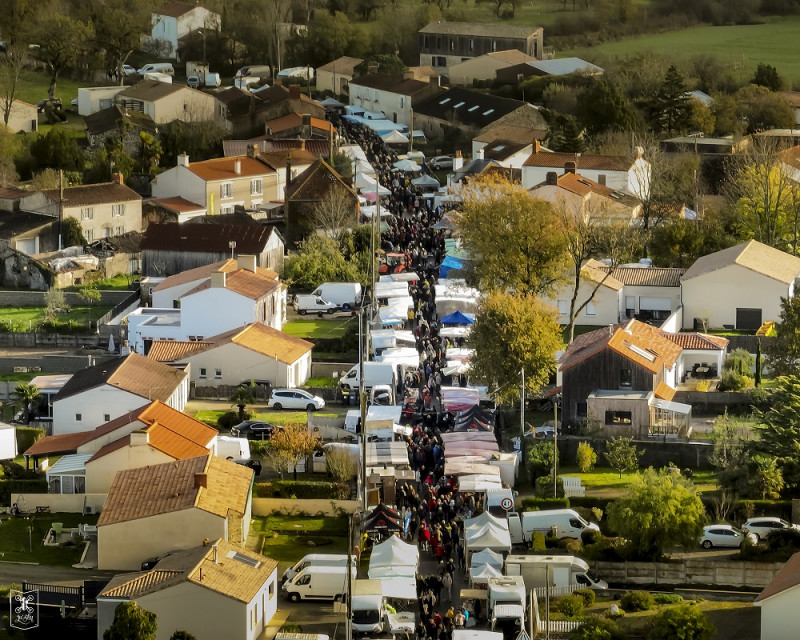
[212,542,219,564]
[609,324,614,336]
[130,430,149,446]
[564,161,576,174]
[210,270,226,288]
[289,85,301,100]
[546,171,558,185]
[286,153,292,191]
[476,147,484,160]
[453,149,463,171]
[247,143,258,159]
[534,139,540,153]
[598,174,607,186]
[234,158,242,175]
[194,472,208,489]
[177,152,190,167]
[238,254,257,272]
[110,172,123,185]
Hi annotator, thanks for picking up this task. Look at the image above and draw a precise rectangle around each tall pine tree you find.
[651,66,692,136]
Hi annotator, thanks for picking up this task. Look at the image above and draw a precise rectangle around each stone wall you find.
[0,290,133,307]
[252,498,360,517]
[593,558,783,588]
[557,435,714,470]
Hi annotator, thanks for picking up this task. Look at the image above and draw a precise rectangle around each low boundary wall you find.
[593,558,784,588]
[252,498,360,517]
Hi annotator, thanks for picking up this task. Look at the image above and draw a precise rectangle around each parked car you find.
[430,155,454,171]
[268,388,325,411]
[235,458,262,475]
[187,75,200,89]
[122,64,137,76]
[230,420,281,440]
[700,524,756,549]
[141,551,176,570]
[742,517,800,541]
[37,97,62,113]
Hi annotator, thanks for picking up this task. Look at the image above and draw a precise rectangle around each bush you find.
[0,479,48,503]
[15,427,45,454]
[718,370,749,391]
[620,591,655,612]
[569,616,625,640]
[534,475,565,498]
[646,604,714,640]
[576,442,597,473]
[565,539,583,554]
[531,531,547,551]
[583,536,629,562]
[254,480,350,499]
[557,594,585,619]
[217,410,249,430]
[0,460,39,480]
[574,589,596,607]
[581,528,602,545]
[519,497,570,511]
[652,593,684,605]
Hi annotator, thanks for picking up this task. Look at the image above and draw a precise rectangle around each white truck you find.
[519,509,600,541]
[339,362,396,395]
[281,553,351,583]
[282,565,355,602]
[352,579,416,637]
[487,576,526,633]
[312,282,362,310]
[505,554,608,592]
[485,488,523,546]
[215,435,250,460]
[294,294,338,316]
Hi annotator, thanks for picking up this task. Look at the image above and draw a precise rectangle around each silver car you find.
[268,388,325,411]
[700,524,756,549]
[742,517,800,541]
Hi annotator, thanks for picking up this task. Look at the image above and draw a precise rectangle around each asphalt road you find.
[0,562,118,586]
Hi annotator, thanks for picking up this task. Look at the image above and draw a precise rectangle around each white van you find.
[215,435,250,460]
[520,509,600,541]
[294,294,338,316]
[311,282,363,310]
[282,565,354,601]
[138,63,175,76]
[281,553,350,583]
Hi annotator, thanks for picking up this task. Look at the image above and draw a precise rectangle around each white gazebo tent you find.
[382,130,409,144]
[465,522,512,553]
[368,534,419,578]
[470,563,502,586]
[471,547,503,569]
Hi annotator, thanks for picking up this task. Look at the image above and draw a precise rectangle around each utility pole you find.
[359,307,368,508]
[553,396,559,499]
[520,368,525,437]
[58,169,64,250]
[409,108,414,152]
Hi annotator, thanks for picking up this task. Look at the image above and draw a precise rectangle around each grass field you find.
[283,318,352,340]
[569,14,800,80]
[250,515,349,568]
[0,305,111,332]
[63,274,140,292]
[0,512,98,566]
[193,408,345,428]
[558,466,718,497]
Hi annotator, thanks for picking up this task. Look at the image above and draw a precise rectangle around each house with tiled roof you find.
[496,57,603,84]
[559,319,691,436]
[127,255,286,354]
[97,538,278,640]
[681,240,800,330]
[97,454,254,570]
[215,85,325,138]
[31,176,143,244]
[448,49,534,86]
[660,331,728,384]
[544,259,624,328]
[144,1,221,60]
[142,223,284,276]
[85,105,158,156]
[348,72,443,128]
[148,322,313,388]
[150,151,279,217]
[472,124,547,159]
[222,136,331,159]
[52,354,189,435]
[522,148,651,198]
[317,55,363,95]
[529,169,643,225]
[755,551,800,640]
[4,99,37,133]
[116,80,216,124]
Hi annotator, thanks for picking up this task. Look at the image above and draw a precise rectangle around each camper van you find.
[339,362,396,395]
[520,509,600,541]
[282,553,351,583]
[282,565,355,602]
[505,554,607,591]
[137,63,175,76]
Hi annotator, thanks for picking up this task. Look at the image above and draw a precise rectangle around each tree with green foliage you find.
[723,348,754,376]
[526,440,557,483]
[577,79,642,137]
[34,16,93,99]
[647,65,692,136]
[139,132,162,175]
[604,436,642,478]
[94,0,158,84]
[646,604,714,640]
[268,423,322,480]
[734,84,795,134]
[355,54,406,76]
[766,295,800,376]
[159,121,228,166]
[169,632,197,640]
[230,385,255,421]
[303,11,356,68]
[570,616,625,640]
[468,291,563,404]
[62,217,86,248]
[755,375,800,492]
[454,175,568,296]
[752,63,784,92]
[755,338,762,387]
[576,442,597,473]
[29,130,84,173]
[547,113,586,153]
[14,383,40,425]
[607,468,707,559]
[103,602,157,640]
[283,234,363,289]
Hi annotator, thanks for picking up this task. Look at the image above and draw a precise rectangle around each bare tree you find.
[325,447,357,482]
[311,186,358,243]
[0,44,28,127]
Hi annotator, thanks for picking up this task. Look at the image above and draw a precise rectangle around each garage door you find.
[736,308,762,331]
[639,297,671,311]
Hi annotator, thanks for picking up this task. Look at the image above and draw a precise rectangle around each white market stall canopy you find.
[445,459,501,477]
[465,511,508,533]
[381,272,420,283]
[366,441,410,467]
[440,326,471,339]
[361,205,393,220]
[446,347,473,362]
[442,386,481,411]
[366,405,403,428]
[378,347,418,362]
[393,159,421,172]
[443,441,499,459]
[471,547,503,569]
[340,144,375,176]
[378,576,417,600]
[442,432,497,445]
[382,130,409,144]
[470,563,502,584]
[375,281,410,299]
[465,522,511,552]
[368,534,419,579]
[458,475,503,492]
[453,632,503,640]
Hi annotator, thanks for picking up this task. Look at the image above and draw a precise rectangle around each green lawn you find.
[0,512,98,566]
[64,274,141,292]
[569,14,800,80]
[283,318,352,340]
[0,372,56,383]
[193,408,345,429]
[305,376,339,388]
[14,70,88,107]
[250,515,349,566]
[0,306,112,332]
[558,466,718,498]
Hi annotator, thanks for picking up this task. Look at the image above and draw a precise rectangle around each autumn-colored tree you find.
[453,175,568,296]
[103,602,157,640]
[468,291,563,404]
[268,423,322,480]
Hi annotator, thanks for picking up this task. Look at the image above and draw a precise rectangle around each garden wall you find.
[557,436,714,470]
[0,290,132,307]
[252,498,360,517]
[674,390,753,410]
[593,558,783,588]
[311,362,354,378]
[10,492,107,514]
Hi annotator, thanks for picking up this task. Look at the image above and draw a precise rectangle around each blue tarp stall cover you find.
[440,255,464,278]
[441,310,475,325]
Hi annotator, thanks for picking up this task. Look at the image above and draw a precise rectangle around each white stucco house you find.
[681,240,800,331]
[97,539,278,640]
[144,1,221,59]
[126,257,285,354]
[348,73,442,127]
[51,354,189,435]
[546,260,624,328]
[97,453,253,571]
[755,552,800,640]
[147,322,313,388]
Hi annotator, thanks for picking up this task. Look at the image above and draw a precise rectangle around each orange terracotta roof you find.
[265,113,334,135]
[654,382,676,401]
[182,268,279,301]
[25,431,95,456]
[186,156,276,182]
[149,196,205,213]
[147,340,213,362]
[607,319,682,374]
[660,332,729,351]
[98,454,252,527]
[757,552,800,602]
[523,150,631,171]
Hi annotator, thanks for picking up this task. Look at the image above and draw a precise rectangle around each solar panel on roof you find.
[227,549,261,568]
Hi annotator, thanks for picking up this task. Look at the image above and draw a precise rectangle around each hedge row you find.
[0,479,48,503]
[16,427,45,455]
[255,479,350,500]
[519,497,570,511]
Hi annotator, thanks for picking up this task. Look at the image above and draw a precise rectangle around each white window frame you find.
[214,369,222,379]
[586,301,597,316]
[251,178,263,196]
[199,368,207,379]
[111,203,125,217]
[80,207,94,220]
[220,182,233,199]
